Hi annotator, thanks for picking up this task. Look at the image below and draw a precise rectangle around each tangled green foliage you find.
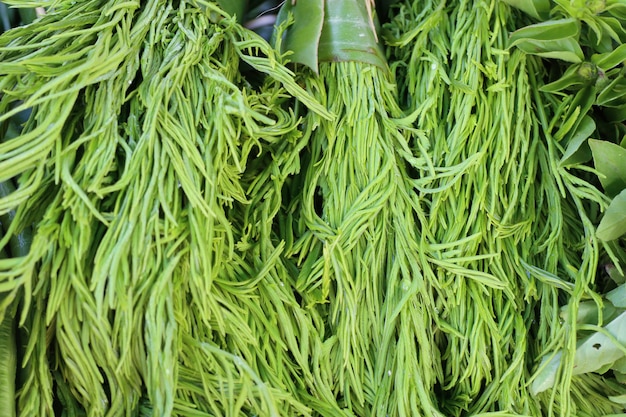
[385,1,618,414]
[0,0,626,416]
[0,1,331,415]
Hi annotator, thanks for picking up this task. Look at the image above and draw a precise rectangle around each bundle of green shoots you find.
[1,0,626,416]
[0,1,331,415]
[386,0,626,415]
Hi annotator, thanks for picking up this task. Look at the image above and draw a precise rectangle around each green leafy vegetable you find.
[501,0,550,20]
[590,139,626,197]
[275,0,324,72]
[597,189,626,241]
[559,115,594,166]
[509,19,585,63]
[531,311,626,395]
[317,0,386,68]
[0,0,625,415]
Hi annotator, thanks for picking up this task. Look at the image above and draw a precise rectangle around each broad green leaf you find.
[597,361,616,374]
[559,299,617,325]
[552,0,605,16]
[589,139,626,197]
[530,294,626,395]
[604,103,626,122]
[606,1,626,20]
[597,189,626,241]
[500,0,550,20]
[607,283,626,308]
[509,19,584,63]
[276,0,324,72]
[597,16,626,45]
[510,18,580,42]
[583,14,623,46]
[613,355,626,373]
[511,38,584,63]
[587,29,616,55]
[560,115,594,166]
[530,351,562,395]
[532,311,626,395]
[608,395,626,405]
[541,63,597,93]
[597,76,626,109]
[607,264,626,285]
[318,0,387,68]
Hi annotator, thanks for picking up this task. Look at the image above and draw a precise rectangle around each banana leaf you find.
[276,0,386,72]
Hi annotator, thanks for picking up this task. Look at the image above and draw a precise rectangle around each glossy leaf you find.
[597,76,626,107]
[583,15,622,46]
[318,0,386,68]
[510,18,582,42]
[606,1,626,20]
[604,103,626,122]
[597,189,626,241]
[530,351,563,395]
[276,0,324,72]
[615,356,626,373]
[592,44,626,71]
[509,19,584,63]
[276,0,386,71]
[541,63,597,93]
[608,395,626,406]
[589,139,626,197]
[596,16,626,45]
[607,264,626,285]
[558,283,626,327]
[532,311,626,395]
[616,372,626,385]
[560,115,595,166]
[511,37,584,62]
[573,312,626,374]
[500,0,550,20]
[559,300,618,325]
[607,283,626,308]
[553,0,605,16]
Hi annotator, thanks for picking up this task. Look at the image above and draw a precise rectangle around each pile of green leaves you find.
[1,0,626,416]
[500,0,626,403]
[385,1,612,414]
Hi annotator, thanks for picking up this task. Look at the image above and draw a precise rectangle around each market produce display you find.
[1,0,626,416]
